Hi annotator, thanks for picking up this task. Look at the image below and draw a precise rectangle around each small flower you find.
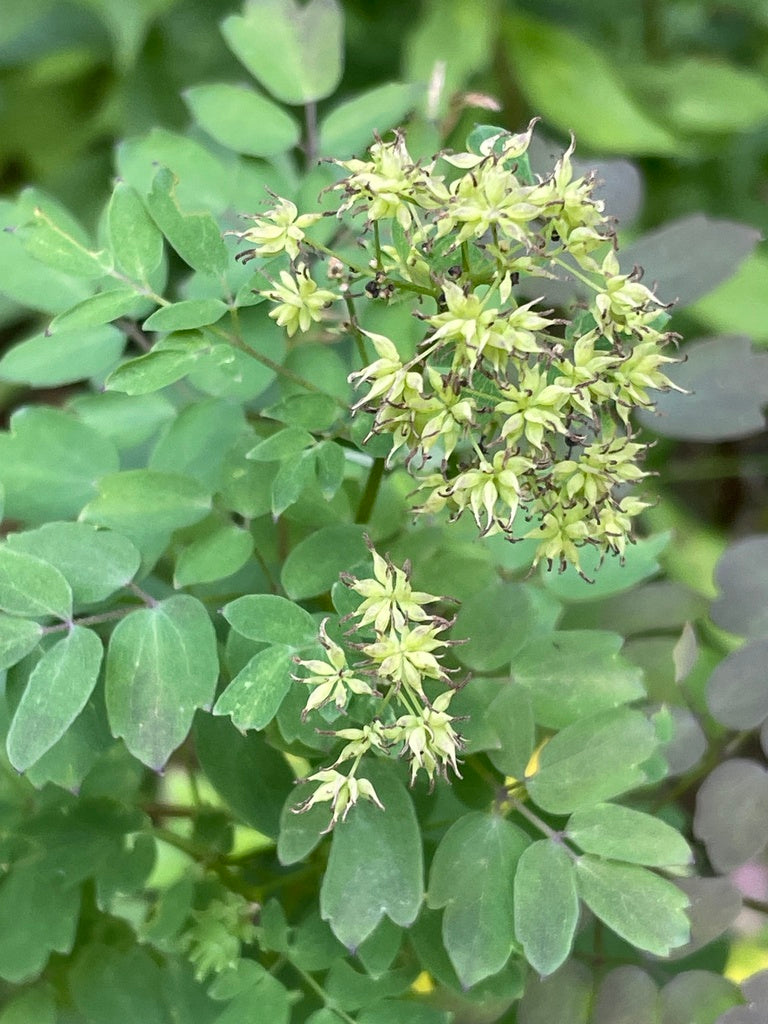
[393,690,464,785]
[233,197,321,261]
[294,619,375,718]
[293,769,384,831]
[348,330,420,411]
[423,282,499,370]
[526,502,593,575]
[362,621,451,697]
[344,545,441,633]
[494,366,571,449]
[445,449,533,535]
[266,263,336,337]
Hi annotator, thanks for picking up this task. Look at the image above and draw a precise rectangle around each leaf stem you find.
[354,457,386,524]
[289,961,357,1024]
[304,101,319,167]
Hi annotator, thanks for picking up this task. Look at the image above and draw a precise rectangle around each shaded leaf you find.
[659,971,741,1024]
[668,877,742,960]
[106,348,201,395]
[108,181,164,283]
[693,758,768,871]
[174,524,253,587]
[593,966,658,1024]
[638,336,768,442]
[540,533,669,601]
[106,595,219,769]
[318,83,421,158]
[0,863,80,983]
[711,536,768,639]
[576,856,690,955]
[517,961,593,1024]
[18,201,108,277]
[621,215,760,308]
[48,290,144,333]
[707,639,768,729]
[514,840,578,977]
[486,684,535,778]
[194,714,293,838]
[451,582,546,672]
[7,626,103,771]
[69,944,167,1024]
[277,782,332,866]
[143,298,228,331]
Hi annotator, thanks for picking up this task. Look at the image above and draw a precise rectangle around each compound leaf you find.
[514,840,579,977]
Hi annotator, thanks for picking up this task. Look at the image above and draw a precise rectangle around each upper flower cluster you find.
[292,543,463,831]
[238,122,681,577]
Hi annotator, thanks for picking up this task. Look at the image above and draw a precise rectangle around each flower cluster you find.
[180,891,257,982]
[292,544,463,831]
[241,121,682,576]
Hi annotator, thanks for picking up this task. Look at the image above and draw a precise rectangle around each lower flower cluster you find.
[292,544,463,831]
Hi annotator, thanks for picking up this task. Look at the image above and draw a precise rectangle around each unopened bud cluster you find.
[235,121,682,576]
[292,544,463,831]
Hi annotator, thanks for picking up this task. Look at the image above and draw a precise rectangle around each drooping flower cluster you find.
[292,544,463,831]
[239,121,682,576]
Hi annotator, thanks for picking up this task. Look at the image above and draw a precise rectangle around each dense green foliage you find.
[1,1,768,1022]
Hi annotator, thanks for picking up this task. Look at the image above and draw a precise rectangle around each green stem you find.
[304,101,318,167]
[153,827,260,900]
[343,293,369,367]
[289,962,357,1024]
[743,896,768,915]
[373,221,383,271]
[510,797,578,859]
[355,457,386,524]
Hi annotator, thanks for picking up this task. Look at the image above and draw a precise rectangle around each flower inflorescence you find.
[238,121,682,576]
[292,544,463,831]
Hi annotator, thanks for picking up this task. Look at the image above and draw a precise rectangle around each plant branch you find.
[355,457,386,524]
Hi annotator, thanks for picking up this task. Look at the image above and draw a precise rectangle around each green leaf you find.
[324,960,415,1012]
[80,469,211,561]
[174,524,253,587]
[150,398,245,491]
[108,181,164,283]
[18,200,109,277]
[105,595,219,769]
[486,685,535,779]
[247,426,317,461]
[184,83,301,158]
[526,708,659,814]
[271,450,316,516]
[593,967,659,1024]
[639,337,768,443]
[321,763,423,950]
[690,252,768,344]
[213,645,294,731]
[659,971,742,1024]
[25,696,112,792]
[143,298,228,331]
[356,918,403,980]
[7,626,103,772]
[711,537,768,640]
[0,323,124,387]
[540,533,670,601]
[358,1003,449,1024]
[0,616,43,671]
[7,522,140,605]
[315,441,346,499]
[693,758,768,872]
[428,812,530,988]
[147,167,228,276]
[0,406,119,525]
[452,582,552,672]
[69,391,175,449]
[0,862,80,983]
[505,14,678,155]
[0,546,72,620]
[194,714,294,838]
[513,631,645,728]
[221,0,343,105]
[0,988,57,1024]
[627,57,768,135]
[566,803,692,867]
[621,215,760,309]
[106,348,201,395]
[517,961,593,1024]
[576,856,690,956]
[69,944,167,1024]
[281,525,368,600]
[208,961,291,1024]
[318,83,421,158]
[0,198,90,314]
[222,593,317,648]
[513,840,579,977]
[278,782,332,865]
[47,289,144,333]
[263,393,340,431]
